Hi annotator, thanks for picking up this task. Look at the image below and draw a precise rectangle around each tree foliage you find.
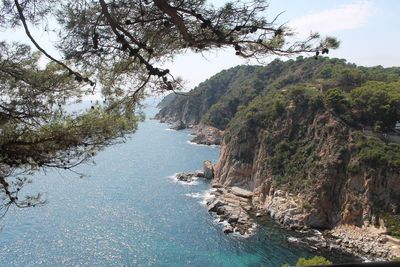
[0,41,138,216]
[349,81,400,131]
[1,0,339,97]
[281,256,332,267]
[295,256,332,266]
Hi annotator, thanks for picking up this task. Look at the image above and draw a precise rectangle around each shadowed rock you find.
[203,160,214,179]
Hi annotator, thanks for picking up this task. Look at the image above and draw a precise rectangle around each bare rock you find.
[231,187,253,198]
[228,215,239,223]
[223,225,233,234]
[203,160,214,179]
[212,183,223,188]
[207,199,224,212]
[191,124,223,145]
[176,173,193,182]
[195,171,204,177]
[171,120,185,130]
[273,190,286,197]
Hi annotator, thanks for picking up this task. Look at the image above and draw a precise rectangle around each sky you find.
[165,0,400,89]
[1,0,399,91]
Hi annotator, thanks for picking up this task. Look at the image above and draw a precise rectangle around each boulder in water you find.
[176,173,194,183]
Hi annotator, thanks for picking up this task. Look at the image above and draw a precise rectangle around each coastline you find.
[162,120,400,262]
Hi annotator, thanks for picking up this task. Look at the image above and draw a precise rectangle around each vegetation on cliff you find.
[156,65,265,128]
[157,56,400,233]
[222,59,400,231]
[158,56,400,131]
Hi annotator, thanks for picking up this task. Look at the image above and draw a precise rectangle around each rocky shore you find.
[191,124,223,145]
[174,162,256,235]
[170,138,400,261]
[156,60,400,263]
[174,160,215,183]
[208,184,400,261]
[327,225,400,261]
[160,119,222,146]
[160,120,400,261]
[252,186,400,261]
[207,185,256,235]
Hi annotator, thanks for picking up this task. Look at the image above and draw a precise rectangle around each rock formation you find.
[207,187,255,235]
[191,124,223,145]
[157,57,400,260]
[203,160,214,179]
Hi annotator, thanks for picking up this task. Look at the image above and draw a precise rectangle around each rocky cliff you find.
[214,88,400,230]
[212,85,400,259]
[156,57,400,259]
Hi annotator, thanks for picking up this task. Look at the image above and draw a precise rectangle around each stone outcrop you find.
[171,120,186,130]
[207,187,255,235]
[176,172,196,183]
[328,225,400,260]
[261,190,308,230]
[231,187,253,198]
[203,160,214,179]
[191,124,223,145]
[175,171,206,183]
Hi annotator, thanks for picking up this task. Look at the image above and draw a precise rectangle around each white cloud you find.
[290,1,375,36]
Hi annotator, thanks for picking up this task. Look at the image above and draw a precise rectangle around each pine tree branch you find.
[152,0,192,42]
[14,0,96,86]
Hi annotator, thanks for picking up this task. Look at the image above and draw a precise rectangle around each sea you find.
[0,100,357,266]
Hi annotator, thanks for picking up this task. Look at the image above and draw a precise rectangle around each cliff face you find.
[214,91,400,230]
[157,56,400,234]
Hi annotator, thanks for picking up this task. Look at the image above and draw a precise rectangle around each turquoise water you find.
[0,104,353,266]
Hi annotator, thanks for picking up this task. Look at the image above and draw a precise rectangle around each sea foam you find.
[185,188,216,205]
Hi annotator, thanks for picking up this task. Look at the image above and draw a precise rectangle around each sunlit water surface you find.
[0,104,356,266]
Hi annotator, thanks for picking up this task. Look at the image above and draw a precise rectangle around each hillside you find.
[155,64,265,128]
[156,56,400,259]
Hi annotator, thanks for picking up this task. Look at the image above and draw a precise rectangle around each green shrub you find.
[324,88,348,114]
[349,81,400,131]
[282,256,332,267]
[383,214,400,238]
[355,135,400,168]
[296,256,332,266]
